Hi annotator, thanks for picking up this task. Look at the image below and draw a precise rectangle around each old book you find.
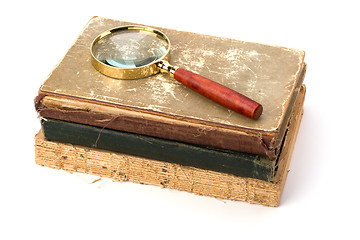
[36,16,306,159]
[41,118,277,182]
[35,85,305,207]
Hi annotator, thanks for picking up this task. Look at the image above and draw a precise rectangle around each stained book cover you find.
[41,118,277,182]
[36,16,306,159]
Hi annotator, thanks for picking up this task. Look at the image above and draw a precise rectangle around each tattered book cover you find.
[36,16,306,159]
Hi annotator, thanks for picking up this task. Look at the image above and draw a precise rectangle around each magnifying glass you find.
[90,26,263,119]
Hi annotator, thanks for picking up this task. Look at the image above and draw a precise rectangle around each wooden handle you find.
[174,68,263,119]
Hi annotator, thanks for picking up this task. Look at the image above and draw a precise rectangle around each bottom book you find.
[34,85,305,207]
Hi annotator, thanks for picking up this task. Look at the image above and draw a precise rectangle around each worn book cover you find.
[35,85,305,207]
[36,16,306,159]
[41,118,277,182]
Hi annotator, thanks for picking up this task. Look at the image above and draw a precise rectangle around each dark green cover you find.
[41,118,277,181]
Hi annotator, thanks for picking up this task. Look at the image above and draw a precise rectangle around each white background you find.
[1,0,359,239]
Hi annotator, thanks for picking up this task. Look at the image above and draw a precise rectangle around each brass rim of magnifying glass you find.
[90,25,171,79]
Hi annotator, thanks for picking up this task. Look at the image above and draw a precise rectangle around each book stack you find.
[34,17,306,207]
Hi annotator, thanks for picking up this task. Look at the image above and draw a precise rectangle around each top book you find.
[37,16,306,159]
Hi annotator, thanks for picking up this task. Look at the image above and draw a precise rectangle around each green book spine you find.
[41,118,276,182]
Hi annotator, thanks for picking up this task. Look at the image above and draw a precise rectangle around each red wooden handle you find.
[174,68,263,119]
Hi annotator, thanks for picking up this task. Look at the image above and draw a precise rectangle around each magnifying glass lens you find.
[92,29,169,68]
